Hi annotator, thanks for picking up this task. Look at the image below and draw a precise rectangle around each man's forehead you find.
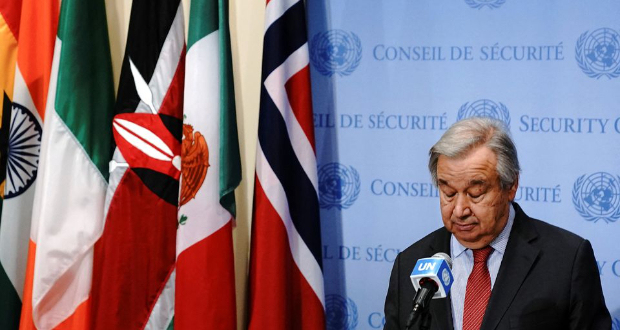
[437,147,497,173]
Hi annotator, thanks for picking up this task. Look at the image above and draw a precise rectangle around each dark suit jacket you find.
[383,203,611,330]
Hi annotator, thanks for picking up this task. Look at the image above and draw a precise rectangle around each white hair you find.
[428,117,520,190]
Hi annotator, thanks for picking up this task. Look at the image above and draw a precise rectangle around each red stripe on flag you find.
[249,176,326,330]
[158,49,185,118]
[0,0,23,39]
[284,65,316,152]
[91,170,177,329]
[175,221,237,329]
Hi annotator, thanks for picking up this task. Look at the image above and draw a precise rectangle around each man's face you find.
[436,146,517,249]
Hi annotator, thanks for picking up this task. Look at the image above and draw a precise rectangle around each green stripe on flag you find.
[0,263,21,330]
[187,0,240,216]
[55,0,115,180]
[187,0,218,50]
[216,0,241,218]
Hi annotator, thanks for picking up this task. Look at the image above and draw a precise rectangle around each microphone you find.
[405,253,453,330]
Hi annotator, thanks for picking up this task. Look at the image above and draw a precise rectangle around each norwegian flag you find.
[248,0,326,328]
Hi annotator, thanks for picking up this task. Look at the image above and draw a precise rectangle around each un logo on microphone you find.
[575,28,620,79]
[572,172,620,223]
[310,30,362,77]
[457,99,510,127]
[326,294,358,330]
[464,0,506,9]
[442,268,451,286]
[318,163,360,210]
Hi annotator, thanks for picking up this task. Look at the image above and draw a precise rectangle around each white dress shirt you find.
[449,204,515,330]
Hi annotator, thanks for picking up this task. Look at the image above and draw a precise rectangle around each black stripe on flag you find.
[114,0,182,118]
[261,1,309,80]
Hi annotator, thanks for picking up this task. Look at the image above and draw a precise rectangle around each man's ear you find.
[507,177,519,201]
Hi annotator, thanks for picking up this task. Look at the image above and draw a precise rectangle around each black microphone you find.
[405,253,454,330]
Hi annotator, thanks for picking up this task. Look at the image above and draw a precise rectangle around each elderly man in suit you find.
[383,117,611,330]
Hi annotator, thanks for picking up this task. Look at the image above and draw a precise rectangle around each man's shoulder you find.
[516,207,587,250]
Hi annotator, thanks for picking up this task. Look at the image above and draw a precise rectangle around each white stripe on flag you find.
[32,110,105,329]
[144,269,175,330]
[177,30,230,255]
[0,66,39,299]
[264,0,299,32]
[11,65,43,125]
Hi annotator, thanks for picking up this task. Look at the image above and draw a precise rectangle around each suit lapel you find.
[427,229,454,330]
[481,203,540,330]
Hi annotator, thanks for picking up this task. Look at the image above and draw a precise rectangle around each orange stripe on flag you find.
[18,241,89,330]
[0,13,18,99]
[18,241,36,330]
[53,299,90,330]
[16,0,59,119]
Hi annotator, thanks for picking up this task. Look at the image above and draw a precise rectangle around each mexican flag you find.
[175,0,240,327]
[21,0,114,328]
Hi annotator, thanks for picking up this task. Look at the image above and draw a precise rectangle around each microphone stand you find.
[405,279,437,330]
[419,311,432,330]
[405,308,432,330]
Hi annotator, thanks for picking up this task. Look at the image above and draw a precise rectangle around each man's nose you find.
[453,194,471,219]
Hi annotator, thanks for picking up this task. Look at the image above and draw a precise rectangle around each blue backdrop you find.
[307,1,620,329]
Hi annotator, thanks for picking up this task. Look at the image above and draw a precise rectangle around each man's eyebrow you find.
[437,179,448,185]
[469,179,486,186]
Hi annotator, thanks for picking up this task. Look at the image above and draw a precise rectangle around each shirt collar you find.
[451,203,515,257]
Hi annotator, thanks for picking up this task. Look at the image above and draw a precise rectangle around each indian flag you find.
[175,0,240,328]
[20,0,114,328]
[1,0,58,329]
[0,0,21,327]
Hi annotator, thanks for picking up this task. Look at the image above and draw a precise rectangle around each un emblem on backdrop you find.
[457,99,510,127]
[575,28,620,79]
[464,0,506,9]
[612,317,620,330]
[326,294,358,330]
[572,172,620,223]
[318,163,360,210]
[310,30,362,77]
